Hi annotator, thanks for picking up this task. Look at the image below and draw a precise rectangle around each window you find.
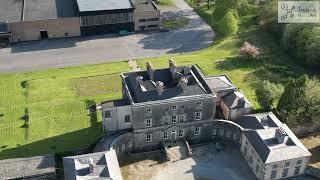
[272,164,278,169]
[219,129,224,136]
[146,118,152,127]
[128,141,133,148]
[172,105,177,110]
[282,168,289,177]
[249,156,253,165]
[146,108,151,114]
[212,129,217,136]
[178,115,185,122]
[64,32,69,36]
[139,25,146,30]
[121,144,125,151]
[139,19,146,22]
[163,131,168,139]
[297,159,302,165]
[196,102,202,108]
[271,170,277,179]
[255,164,259,174]
[171,115,177,123]
[233,133,238,141]
[243,147,248,157]
[147,18,159,21]
[285,162,290,167]
[147,24,158,29]
[125,115,131,122]
[294,166,301,175]
[195,112,201,120]
[195,126,200,135]
[104,111,111,118]
[146,134,152,142]
[226,131,231,138]
[178,129,184,137]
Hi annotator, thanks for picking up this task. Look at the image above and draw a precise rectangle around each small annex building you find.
[0,0,80,43]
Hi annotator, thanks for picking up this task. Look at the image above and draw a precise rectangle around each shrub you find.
[277,75,320,126]
[239,41,262,58]
[217,11,239,35]
[256,80,284,111]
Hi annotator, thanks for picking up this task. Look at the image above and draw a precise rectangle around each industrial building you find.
[0,0,160,44]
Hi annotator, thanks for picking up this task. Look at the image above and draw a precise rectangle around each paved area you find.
[121,143,256,180]
[0,0,214,73]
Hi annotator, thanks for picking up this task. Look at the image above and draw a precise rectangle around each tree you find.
[217,11,239,35]
[239,41,262,59]
[256,80,284,111]
[277,75,320,126]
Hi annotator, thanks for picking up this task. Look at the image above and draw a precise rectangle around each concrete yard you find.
[0,0,214,73]
[120,143,256,180]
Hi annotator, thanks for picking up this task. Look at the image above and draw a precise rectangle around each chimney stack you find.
[146,61,154,81]
[169,59,178,80]
[275,127,289,144]
[177,77,188,93]
[136,76,143,88]
[156,81,164,95]
[89,157,95,174]
[183,66,191,75]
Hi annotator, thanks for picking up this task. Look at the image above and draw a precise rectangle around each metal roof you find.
[76,0,133,12]
[0,0,23,22]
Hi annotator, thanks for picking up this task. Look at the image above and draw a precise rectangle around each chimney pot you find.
[146,61,154,80]
[177,77,188,93]
[156,81,164,95]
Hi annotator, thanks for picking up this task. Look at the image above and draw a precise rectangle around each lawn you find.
[0,62,130,159]
[0,2,316,160]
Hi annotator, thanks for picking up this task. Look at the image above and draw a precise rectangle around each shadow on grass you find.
[309,145,320,165]
[85,99,98,127]
[0,122,103,160]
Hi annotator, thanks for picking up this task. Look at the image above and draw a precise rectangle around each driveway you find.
[0,0,214,73]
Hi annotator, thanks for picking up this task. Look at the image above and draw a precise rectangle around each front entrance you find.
[40,30,48,40]
[171,130,177,142]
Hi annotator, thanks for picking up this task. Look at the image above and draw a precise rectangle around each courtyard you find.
[120,143,256,180]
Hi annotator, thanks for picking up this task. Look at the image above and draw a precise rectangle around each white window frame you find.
[226,131,232,138]
[212,129,217,136]
[128,141,133,148]
[146,118,152,127]
[171,115,177,123]
[195,126,201,136]
[172,105,177,110]
[178,129,184,137]
[163,131,168,139]
[195,112,202,120]
[121,144,125,151]
[146,108,152,114]
[219,129,224,136]
[196,102,202,108]
[146,134,152,142]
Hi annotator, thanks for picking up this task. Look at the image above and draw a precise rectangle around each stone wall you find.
[307,165,320,179]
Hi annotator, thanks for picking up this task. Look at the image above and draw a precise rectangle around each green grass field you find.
[0,62,130,159]
[0,3,315,159]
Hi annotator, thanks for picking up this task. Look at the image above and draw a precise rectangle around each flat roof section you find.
[76,0,133,12]
[134,0,158,11]
[0,0,23,22]
[23,0,77,21]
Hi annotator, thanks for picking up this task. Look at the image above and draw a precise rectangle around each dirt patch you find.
[300,132,320,168]
[120,143,256,180]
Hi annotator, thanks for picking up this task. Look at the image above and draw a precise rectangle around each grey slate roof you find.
[101,99,130,109]
[23,0,77,21]
[63,150,122,180]
[0,155,56,179]
[204,75,237,93]
[0,0,23,22]
[76,0,133,12]
[222,91,252,110]
[123,65,212,103]
[241,113,311,163]
[0,0,77,22]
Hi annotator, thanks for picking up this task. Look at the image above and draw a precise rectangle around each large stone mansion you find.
[62,59,311,180]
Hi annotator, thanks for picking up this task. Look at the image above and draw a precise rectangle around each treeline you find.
[259,0,320,68]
